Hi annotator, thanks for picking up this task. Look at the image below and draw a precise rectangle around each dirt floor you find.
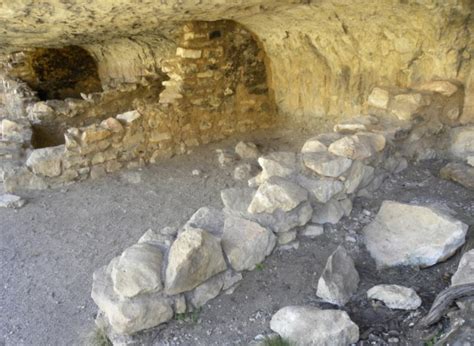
[1,125,473,346]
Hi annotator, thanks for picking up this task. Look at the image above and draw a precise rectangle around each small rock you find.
[368,87,390,109]
[116,110,142,124]
[451,249,474,286]
[303,152,352,178]
[222,215,276,271]
[234,163,253,181]
[277,240,300,251]
[328,133,385,160]
[216,149,236,167]
[26,145,64,177]
[301,137,328,153]
[138,228,173,248]
[235,141,259,159]
[248,176,308,214]
[270,306,359,345]
[254,152,298,184]
[467,156,474,167]
[111,243,164,298]
[192,169,201,176]
[440,162,474,190]
[312,198,351,225]
[418,80,459,97]
[0,194,26,208]
[390,93,430,121]
[363,201,468,268]
[300,224,324,238]
[316,246,360,306]
[277,231,297,245]
[183,206,224,236]
[334,123,367,134]
[344,161,375,194]
[190,274,224,308]
[450,126,474,160]
[296,175,344,203]
[367,284,422,310]
[165,228,227,295]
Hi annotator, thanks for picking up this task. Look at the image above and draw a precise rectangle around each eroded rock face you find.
[363,201,468,268]
[270,306,359,346]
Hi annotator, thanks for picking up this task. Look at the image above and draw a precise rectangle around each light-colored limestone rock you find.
[270,306,359,346]
[300,224,324,238]
[334,123,367,134]
[176,47,202,59]
[390,93,430,120]
[277,230,297,245]
[316,246,360,306]
[234,163,253,181]
[248,176,307,214]
[440,162,474,190]
[450,126,474,160]
[468,156,474,167]
[344,161,375,194]
[312,198,351,225]
[91,261,173,335]
[256,152,298,183]
[183,206,224,236]
[165,228,227,295]
[235,141,259,160]
[116,110,142,124]
[0,194,26,208]
[301,137,328,153]
[26,145,64,177]
[303,152,352,178]
[451,250,474,286]
[1,119,32,143]
[111,243,163,298]
[328,133,385,160]
[418,80,459,97]
[222,215,276,271]
[138,228,174,248]
[363,201,468,268]
[101,117,124,133]
[190,273,224,308]
[368,87,390,109]
[367,284,422,310]
[296,174,344,203]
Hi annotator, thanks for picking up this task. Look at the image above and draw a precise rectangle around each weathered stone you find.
[138,228,174,248]
[316,246,360,306]
[368,87,390,109]
[111,243,164,298]
[222,215,276,271]
[333,123,367,134]
[367,284,422,310]
[303,152,352,178]
[255,152,298,184]
[3,167,48,192]
[234,163,253,181]
[0,194,26,208]
[344,161,375,194]
[165,228,227,295]
[248,176,308,214]
[312,198,350,225]
[363,201,468,268]
[418,80,459,97]
[190,273,224,308]
[222,270,243,291]
[301,137,328,153]
[468,156,474,167]
[101,117,124,133]
[300,224,324,238]
[216,149,236,167]
[450,126,474,160]
[90,165,107,179]
[26,145,64,177]
[183,206,225,236]
[116,110,142,124]
[91,261,173,335]
[176,47,202,59]
[440,162,474,190]
[270,306,359,346]
[235,141,259,159]
[390,93,430,120]
[328,133,385,160]
[81,125,112,144]
[296,174,344,203]
[451,249,474,286]
[277,230,297,245]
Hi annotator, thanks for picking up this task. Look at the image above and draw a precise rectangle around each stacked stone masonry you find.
[0,20,274,192]
[90,80,473,341]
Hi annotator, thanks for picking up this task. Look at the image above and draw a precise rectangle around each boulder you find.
[316,246,360,306]
[190,273,224,308]
[253,152,298,184]
[367,284,422,310]
[26,145,64,177]
[138,228,175,248]
[450,126,474,160]
[91,261,173,335]
[296,174,344,203]
[368,87,390,109]
[111,243,164,298]
[363,201,468,268]
[440,162,474,190]
[312,198,351,225]
[390,93,430,120]
[183,206,224,236]
[0,194,26,208]
[344,161,375,194]
[235,141,259,159]
[248,176,308,214]
[328,133,385,160]
[222,215,276,271]
[270,306,359,346]
[451,249,474,286]
[301,137,328,153]
[165,228,227,295]
[221,187,313,233]
[303,152,352,178]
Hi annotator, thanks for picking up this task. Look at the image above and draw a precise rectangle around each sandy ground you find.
[1,126,473,346]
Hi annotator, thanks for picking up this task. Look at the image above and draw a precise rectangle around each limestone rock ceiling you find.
[0,0,472,119]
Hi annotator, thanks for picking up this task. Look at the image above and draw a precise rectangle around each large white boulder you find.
[270,306,359,346]
[363,201,468,268]
[165,228,227,295]
[222,215,276,271]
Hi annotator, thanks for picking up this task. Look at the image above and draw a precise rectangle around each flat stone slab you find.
[367,284,422,310]
[0,194,26,208]
[363,201,468,268]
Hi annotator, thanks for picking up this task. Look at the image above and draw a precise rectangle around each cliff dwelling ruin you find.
[0,1,473,345]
